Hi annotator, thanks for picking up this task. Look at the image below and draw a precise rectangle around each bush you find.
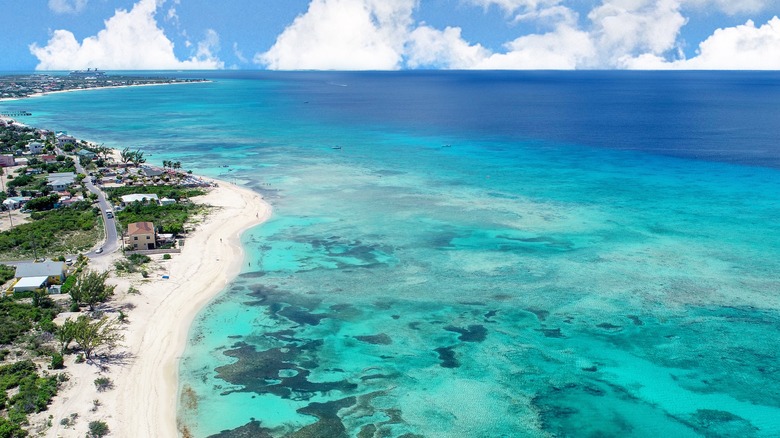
[127,254,151,265]
[162,254,171,260]
[87,420,110,437]
[0,265,15,284]
[51,353,64,370]
[94,377,113,392]
[75,354,84,364]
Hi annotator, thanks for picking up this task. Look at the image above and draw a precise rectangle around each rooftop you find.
[127,221,155,236]
[15,261,66,278]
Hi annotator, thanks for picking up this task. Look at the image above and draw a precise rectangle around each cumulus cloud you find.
[476,24,595,69]
[406,26,490,68]
[589,0,687,65]
[48,0,89,14]
[624,16,780,69]
[257,0,416,70]
[258,0,779,70]
[30,0,223,70]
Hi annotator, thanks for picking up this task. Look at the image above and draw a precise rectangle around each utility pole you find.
[0,167,12,228]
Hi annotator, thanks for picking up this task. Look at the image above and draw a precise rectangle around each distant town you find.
[0,70,206,100]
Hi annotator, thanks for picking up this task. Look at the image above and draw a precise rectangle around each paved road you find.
[73,156,120,258]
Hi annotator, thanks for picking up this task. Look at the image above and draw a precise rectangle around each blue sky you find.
[2,0,779,70]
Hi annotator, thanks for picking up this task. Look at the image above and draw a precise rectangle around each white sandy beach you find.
[37,179,271,437]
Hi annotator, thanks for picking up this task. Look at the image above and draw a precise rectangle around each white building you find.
[28,142,45,154]
[47,172,76,191]
[120,193,160,206]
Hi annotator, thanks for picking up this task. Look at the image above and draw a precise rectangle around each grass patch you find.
[116,203,206,234]
[105,185,205,202]
[0,202,101,261]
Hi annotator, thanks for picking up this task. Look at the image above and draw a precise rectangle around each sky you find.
[2,0,779,70]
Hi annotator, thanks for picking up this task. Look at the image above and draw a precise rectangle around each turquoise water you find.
[3,72,780,437]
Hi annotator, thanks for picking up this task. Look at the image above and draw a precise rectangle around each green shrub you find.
[87,420,110,438]
[94,377,113,392]
[162,254,172,260]
[61,276,77,295]
[51,353,64,370]
[127,254,151,265]
[0,265,15,284]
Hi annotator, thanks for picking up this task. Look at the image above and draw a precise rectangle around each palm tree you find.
[131,149,146,167]
[120,147,133,165]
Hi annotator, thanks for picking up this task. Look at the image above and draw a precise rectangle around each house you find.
[56,134,77,148]
[126,221,156,250]
[47,172,76,191]
[40,154,57,163]
[0,155,15,167]
[13,277,48,293]
[2,197,30,210]
[120,193,159,206]
[160,197,176,206]
[77,149,97,160]
[14,261,67,286]
[28,142,45,154]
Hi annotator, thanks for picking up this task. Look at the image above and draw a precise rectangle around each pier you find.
[0,111,32,117]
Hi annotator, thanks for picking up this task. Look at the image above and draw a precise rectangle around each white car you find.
[95,247,103,254]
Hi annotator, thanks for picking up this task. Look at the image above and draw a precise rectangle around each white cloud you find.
[256,0,417,70]
[683,0,772,16]
[48,0,89,14]
[476,24,595,69]
[588,0,687,64]
[407,26,490,68]
[464,0,562,15]
[30,0,223,70]
[624,16,780,69]
[233,42,248,64]
[258,0,780,70]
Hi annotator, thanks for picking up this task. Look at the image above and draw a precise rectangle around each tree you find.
[69,270,115,311]
[57,318,78,353]
[63,315,123,360]
[25,193,59,211]
[131,149,146,167]
[95,144,112,161]
[119,147,133,165]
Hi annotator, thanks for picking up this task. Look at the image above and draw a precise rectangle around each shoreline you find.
[0,79,210,103]
[112,178,272,437]
[41,177,271,437]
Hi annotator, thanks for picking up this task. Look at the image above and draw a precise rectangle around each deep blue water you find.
[2,71,780,437]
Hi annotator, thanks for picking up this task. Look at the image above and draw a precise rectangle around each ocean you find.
[3,71,780,437]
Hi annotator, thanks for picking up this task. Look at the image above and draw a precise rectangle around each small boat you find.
[442,144,452,148]
[331,146,342,150]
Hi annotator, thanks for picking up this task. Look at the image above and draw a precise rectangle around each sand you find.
[36,179,272,437]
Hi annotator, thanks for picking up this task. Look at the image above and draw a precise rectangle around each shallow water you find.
[3,71,780,437]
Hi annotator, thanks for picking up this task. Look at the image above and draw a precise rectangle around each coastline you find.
[0,79,209,103]
[41,177,271,437]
